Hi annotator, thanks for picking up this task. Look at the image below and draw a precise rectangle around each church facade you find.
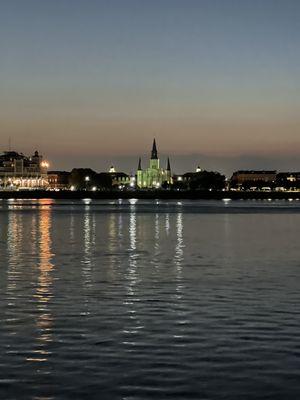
[137,139,172,188]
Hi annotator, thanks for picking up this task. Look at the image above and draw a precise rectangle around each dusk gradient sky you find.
[0,0,299,175]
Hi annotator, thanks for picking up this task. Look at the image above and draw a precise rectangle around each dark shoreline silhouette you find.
[0,189,299,200]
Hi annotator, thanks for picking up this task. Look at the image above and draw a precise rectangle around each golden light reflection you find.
[28,206,54,364]
[30,213,38,255]
[7,212,23,299]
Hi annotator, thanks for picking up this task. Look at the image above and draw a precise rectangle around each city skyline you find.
[1,0,299,175]
[1,141,300,179]
[2,138,300,178]
[1,138,300,177]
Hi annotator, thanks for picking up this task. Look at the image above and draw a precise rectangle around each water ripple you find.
[0,200,300,399]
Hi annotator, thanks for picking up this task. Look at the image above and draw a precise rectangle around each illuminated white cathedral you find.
[137,139,172,188]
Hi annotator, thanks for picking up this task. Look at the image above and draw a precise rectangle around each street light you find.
[84,176,91,191]
[40,161,49,169]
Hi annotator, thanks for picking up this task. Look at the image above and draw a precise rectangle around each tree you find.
[69,168,97,190]
[96,173,112,190]
[188,171,225,191]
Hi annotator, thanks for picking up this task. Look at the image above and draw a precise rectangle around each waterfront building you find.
[0,150,49,189]
[174,167,225,190]
[137,139,172,188]
[171,166,204,188]
[48,171,70,190]
[108,166,130,188]
[275,172,300,191]
[181,165,204,184]
[230,170,277,189]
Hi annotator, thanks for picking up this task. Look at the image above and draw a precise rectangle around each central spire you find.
[138,157,142,170]
[167,157,171,171]
[151,138,158,160]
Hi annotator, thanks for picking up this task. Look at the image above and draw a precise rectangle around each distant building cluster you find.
[230,170,300,191]
[0,150,49,189]
[0,140,300,192]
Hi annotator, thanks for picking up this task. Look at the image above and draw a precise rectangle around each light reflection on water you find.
[7,213,22,295]
[82,210,92,289]
[29,208,54,364]
[0,199,300,399]
[174,212,184,298]
[123,207,141,339]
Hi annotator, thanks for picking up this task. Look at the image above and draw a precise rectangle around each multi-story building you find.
[137,139,172,188]
[230,170,277,189]
[108,166,130,188]
[275,172,300,191]
[0,150,49,189]
[47,171,70,190]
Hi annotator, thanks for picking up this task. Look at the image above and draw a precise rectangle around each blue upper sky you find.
[0,0,299,174]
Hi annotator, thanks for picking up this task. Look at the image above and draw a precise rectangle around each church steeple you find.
[151,138,158,160]
[166,157,171,171]
[138,157,142,170]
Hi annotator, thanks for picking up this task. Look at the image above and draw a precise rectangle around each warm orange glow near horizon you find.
[0,1,299,175]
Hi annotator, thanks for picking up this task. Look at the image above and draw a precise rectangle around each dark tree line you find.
[69,169,112,190]
[173,171,226,191]
[188,171,226,190]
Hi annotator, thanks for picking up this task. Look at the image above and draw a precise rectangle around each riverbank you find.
[0,189,300,200]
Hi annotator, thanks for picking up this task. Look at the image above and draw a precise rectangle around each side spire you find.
[151,138,158,160]
[138,157,142,170]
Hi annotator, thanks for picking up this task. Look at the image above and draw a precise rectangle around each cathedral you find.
[137,139,172,188]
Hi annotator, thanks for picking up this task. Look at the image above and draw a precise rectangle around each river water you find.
[0,199,300,399]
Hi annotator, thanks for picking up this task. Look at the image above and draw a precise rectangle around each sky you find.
[0,0,299,175]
